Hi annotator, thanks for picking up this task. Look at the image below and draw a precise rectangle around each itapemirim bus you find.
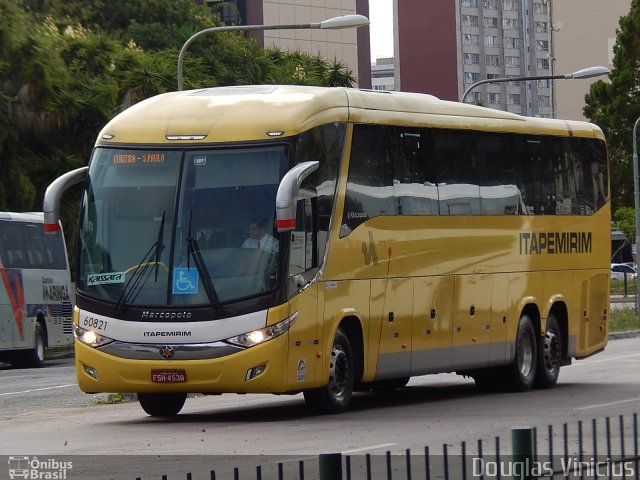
[0,212,73,368]
[44,85,609,416]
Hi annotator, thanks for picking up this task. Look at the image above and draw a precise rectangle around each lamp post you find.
[633,117,640,314]
[461,66,610,104]
[177,14,369,91]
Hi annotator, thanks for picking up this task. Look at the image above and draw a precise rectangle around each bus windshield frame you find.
[77,144,290,310]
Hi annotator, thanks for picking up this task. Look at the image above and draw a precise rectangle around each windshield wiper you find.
[114,211,165,312]
[185,211,223,316]
[155,211,166,281]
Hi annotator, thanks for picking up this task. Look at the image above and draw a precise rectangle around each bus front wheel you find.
[303,328,354,414]
[508,314,538,392]
[137,392,187,417]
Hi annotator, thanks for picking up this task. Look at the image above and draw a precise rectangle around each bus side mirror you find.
[43,166,89,235]
[275,161,319,232]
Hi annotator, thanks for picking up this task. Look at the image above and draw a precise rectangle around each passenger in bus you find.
[241,217,278,254]
[196,226,215,249]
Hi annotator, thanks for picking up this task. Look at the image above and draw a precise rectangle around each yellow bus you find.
[44,85,610,416]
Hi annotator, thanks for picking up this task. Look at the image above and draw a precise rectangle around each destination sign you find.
[112,152,166,164]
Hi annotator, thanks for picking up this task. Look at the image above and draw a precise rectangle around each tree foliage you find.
[0,0,357,251]
[584,0,640,211]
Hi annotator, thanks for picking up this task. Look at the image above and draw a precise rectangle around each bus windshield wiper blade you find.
[114,211,165,312]
[155,211,166,281]
[186,211,223,316]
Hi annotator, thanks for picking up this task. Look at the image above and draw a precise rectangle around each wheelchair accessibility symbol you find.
[172,268,199,295]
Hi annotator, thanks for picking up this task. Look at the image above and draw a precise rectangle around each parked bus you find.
[0,212,73,367]
[43,85,609,416]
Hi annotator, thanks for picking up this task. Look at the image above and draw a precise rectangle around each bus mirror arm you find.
[275,161,319,232]
[43,166,89,235]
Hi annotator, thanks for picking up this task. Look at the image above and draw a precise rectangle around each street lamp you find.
[177,14,370,91]
[633,117,640,314]
[461,66,610,104]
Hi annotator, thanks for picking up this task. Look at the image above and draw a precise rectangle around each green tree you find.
[584,0,640,211]
[612,206,635,261]
[0,0,358,215]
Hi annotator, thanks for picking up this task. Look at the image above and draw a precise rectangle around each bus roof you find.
[97,85,604,145]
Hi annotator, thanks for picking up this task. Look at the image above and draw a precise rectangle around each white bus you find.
[0,212,73,367]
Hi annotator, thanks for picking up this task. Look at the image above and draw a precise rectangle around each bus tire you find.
[303,328,354,414]
[508,314,538,392]
[137,392,187,417]
[13,323,46,369]
[535,314,562,389]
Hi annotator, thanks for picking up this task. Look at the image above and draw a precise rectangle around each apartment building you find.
[204,0,372,88]
[552,0,630,120]
[371,57,395,91]
[396,0,554,117]
[394,0,632,120]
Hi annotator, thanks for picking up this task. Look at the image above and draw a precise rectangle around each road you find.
[0,337,639,479]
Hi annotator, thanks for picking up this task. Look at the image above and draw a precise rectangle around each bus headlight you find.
[74,325,114,347]
[225,313,298,348]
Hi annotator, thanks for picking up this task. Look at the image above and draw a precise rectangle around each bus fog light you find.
[83,364,100,380]
[245,364,266,381]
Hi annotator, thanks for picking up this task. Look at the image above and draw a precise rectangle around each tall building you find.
[371,57,395,91]
[552,0,630,120]
[396,0,555,117]
[394,0,631,120]
[203,0,372,88]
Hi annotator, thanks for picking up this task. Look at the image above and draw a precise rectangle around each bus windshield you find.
[78,145,288,308]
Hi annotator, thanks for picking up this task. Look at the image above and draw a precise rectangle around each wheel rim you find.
[35,330,45,362]
[327,344,350,401]
[543,330,560,374]
[517,330,534,378]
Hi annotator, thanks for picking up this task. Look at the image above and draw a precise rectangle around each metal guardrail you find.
[134,412,640,479]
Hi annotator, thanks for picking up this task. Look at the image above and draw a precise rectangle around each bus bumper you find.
[74,335,290,394]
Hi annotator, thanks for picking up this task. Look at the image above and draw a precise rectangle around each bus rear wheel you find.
[508,314,538,392]
[535,314,562,389]
[137,392,187,417]
[12,323,46,369]
[303,328,354,414]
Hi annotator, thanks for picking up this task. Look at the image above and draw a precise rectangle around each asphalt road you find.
[0,337,638,479]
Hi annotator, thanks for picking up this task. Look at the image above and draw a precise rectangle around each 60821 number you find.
[82,316,108,331]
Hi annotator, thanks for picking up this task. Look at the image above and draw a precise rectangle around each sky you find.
[368,0,394,62]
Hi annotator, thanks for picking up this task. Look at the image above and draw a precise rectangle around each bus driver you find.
[241,217,278,254]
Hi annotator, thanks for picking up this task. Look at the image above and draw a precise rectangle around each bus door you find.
[451,274,493,369]
[411,276,454,375]
[371,278,413,380]
[287,195,321,389]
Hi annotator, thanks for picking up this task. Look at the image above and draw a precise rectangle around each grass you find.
[611,277,637,296]
[609,306,640,332]
[89,393,136,405]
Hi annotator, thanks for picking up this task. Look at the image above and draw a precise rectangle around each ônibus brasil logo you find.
[8,456,73,479]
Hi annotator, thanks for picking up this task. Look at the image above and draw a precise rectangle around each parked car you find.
[611,262,636,280]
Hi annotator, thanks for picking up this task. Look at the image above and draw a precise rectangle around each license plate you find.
[151,369,187,383]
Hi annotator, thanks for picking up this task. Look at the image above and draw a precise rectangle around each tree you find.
[584,0,640,211]
[612,206,635,259]
[1,0,358,272]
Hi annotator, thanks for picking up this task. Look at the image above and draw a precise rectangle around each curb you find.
[608,330,640,340]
